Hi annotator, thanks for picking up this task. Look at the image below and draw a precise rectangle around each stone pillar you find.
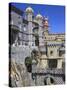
[28,16,33,46]
[57,59,63,69]
[40,60,47,69]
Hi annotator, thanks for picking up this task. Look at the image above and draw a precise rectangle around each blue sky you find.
[10,3,65,33]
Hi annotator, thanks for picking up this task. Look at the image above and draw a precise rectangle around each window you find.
[23,25,26,31]
[48,59,57,69]
[9,28,19,45]
[23,27,26,31]
[50,51,53,55]
[35,35,39,46]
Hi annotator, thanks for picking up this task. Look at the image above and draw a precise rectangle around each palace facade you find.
[9,4,65,86]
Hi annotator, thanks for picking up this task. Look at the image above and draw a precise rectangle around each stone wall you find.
[11,46,32,64]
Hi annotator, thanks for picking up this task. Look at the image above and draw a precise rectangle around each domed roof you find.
[26,7,34,13]
[36,14,43,19]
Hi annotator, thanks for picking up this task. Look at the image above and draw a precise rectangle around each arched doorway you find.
[44,76,55,85]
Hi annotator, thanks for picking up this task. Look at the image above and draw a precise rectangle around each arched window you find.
[35,34,39,46]
[25,57,32,73]
[50,50,53,55]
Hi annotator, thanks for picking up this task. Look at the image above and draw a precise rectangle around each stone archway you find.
[44,76,55,85]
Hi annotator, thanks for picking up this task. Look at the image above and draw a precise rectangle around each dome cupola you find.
[36,14,43,19]
[26,7,34,13]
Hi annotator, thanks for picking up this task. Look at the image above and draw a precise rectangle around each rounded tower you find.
[25,7,34,46]
[36,14,43,20]
[36,13,44,46]
[25,7,34,21]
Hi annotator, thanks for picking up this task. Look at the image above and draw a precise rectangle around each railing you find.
[32,68,64,75]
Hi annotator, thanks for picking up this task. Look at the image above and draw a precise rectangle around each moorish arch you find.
[44,75,56,85]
